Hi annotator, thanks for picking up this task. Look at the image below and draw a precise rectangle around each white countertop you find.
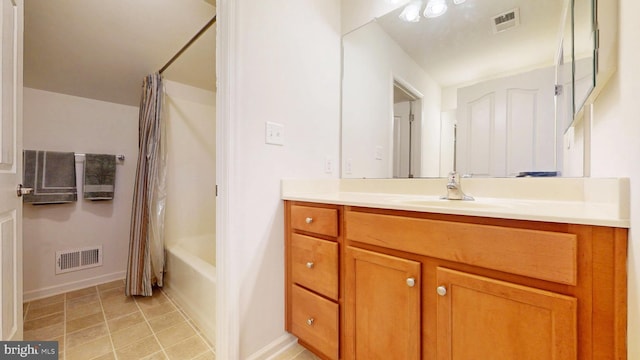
[281,178,630,228]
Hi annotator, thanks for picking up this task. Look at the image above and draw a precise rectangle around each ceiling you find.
[376,0,568,88]
[24,0,216,106]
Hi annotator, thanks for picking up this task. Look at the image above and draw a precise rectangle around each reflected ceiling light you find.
[399,1,422,22]
[424,0,448,18]
[453,0,466,4]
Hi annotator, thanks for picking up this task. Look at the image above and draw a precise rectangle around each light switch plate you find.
[325,157,333,174]
[375,146,383,160]
[265,122,284,145]
[345,158,353,174]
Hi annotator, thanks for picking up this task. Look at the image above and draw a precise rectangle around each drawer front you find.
[291,205,338,237]
[291,285,339,360]
[291,234,339,300]
[346,210,577,285]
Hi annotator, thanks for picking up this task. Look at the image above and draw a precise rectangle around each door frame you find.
[391,77,423,178]
[215,0,239,358]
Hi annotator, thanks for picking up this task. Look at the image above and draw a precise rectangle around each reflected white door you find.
[393,99,422,178]
[457,66,556,177]
[393,102,411,178]
[0,0,23,341]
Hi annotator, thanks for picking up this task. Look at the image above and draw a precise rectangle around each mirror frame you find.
[569,0,597,127]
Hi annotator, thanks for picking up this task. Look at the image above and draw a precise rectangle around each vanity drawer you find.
[291,234,339,300]
[291,284,339,360]
[291,205,338,237]
[346,210,577,285]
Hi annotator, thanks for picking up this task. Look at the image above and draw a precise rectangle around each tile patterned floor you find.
[22,280,215,360]
[272,343,321,360]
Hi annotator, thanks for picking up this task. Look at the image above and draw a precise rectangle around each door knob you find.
[436,285,447,296]
[16,184,33,197]
[406,277,416,287]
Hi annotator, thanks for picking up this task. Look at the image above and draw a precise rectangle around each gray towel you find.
[83,153,116,200]
[23,150,77,204]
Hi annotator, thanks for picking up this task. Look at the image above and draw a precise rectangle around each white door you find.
[393,99,422,178]
[0,0,23,341]
[457,66,556,177]
[393,102,411,178]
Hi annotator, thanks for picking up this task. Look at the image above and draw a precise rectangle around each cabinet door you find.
[436,267,577,360]
[345,247,421,360]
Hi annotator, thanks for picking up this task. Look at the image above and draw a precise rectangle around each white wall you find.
[22,88,138,300]
[589,0,639,357]
[217,0,640,358]
[223,0,342,357]
[163,80,216,264]
[341,0,409,34]
[342,21,442,178]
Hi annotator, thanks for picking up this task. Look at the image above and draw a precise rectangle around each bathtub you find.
[164,238,216,346]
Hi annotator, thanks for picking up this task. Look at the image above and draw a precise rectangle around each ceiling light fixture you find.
[424,0,448,18]
[399,1,422,22]
[398,0,466,22]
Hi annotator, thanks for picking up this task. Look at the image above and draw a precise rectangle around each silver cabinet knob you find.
[406,277,416,287]
[306,262,314,269]
[306,317,314,326]
[437,285,447,296]
[305,217,313,224]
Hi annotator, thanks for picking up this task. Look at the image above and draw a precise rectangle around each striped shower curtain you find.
[125,73,167,296]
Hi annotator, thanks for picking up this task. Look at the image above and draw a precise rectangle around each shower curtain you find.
[125,73,167,296]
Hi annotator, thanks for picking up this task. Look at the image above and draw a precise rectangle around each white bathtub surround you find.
[162,79,216,346]
[164,241,216,347]
[281,178,630,228]
[163,79,216,257]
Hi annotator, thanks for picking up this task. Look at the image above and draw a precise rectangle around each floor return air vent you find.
[56,246,103,274]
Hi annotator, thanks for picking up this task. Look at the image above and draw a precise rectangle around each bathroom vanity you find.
[283,178,629,360]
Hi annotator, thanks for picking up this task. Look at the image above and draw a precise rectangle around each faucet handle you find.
[447,171,460,183]
[443,171,474,201]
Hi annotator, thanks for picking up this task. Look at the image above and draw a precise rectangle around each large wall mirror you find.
[341,0,598,179]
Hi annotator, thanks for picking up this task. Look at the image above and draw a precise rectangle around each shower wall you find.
[162,79,217,346]
[164,80,216,264]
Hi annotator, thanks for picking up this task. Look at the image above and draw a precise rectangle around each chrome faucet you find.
[442,171,474,201]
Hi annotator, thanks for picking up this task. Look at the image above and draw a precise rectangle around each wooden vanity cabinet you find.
[285,202,342,360]
[344,247,421,359]
[285,201,628,360]
[436,268,577,359]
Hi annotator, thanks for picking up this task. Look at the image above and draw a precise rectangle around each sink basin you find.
[391,197,516,210]
[405,200,503,208]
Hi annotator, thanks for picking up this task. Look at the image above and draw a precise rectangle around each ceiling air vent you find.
[491,8,520,34]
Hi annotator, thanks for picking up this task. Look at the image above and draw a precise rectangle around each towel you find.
[23,150,77,204]
[83,153,116,200]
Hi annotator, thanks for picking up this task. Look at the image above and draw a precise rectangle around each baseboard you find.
[23,271,126,302]
[246,333,298,360]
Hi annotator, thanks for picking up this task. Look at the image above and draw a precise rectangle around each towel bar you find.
[74,153,125,161]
